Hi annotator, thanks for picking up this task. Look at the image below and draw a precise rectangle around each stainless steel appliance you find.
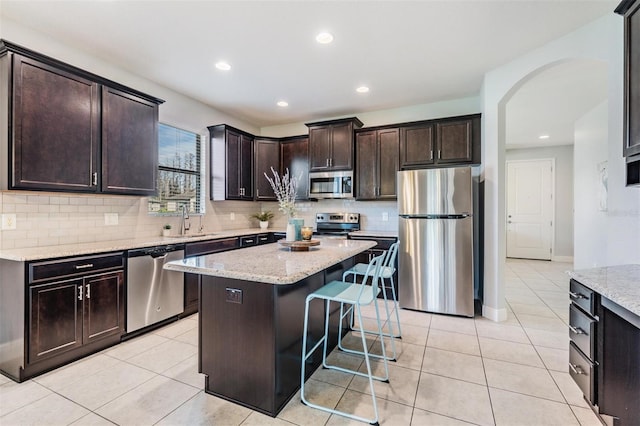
[397,167,478,317]
[309,171,353,199]
[315,212,360,235]
[126,244,185,333]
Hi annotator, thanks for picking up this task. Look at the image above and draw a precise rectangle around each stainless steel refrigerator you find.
[398,167,477,317]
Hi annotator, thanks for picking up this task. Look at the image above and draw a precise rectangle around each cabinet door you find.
[378,128,399,199]
[436,119,473,163]
[355,131,377,200]
[281,137,309,200]
[239,135,254,200]
[83,271,124,345]
[225,129,242,199]
[309,126,332,171]
[102,86,158,195]
[12,54,99,192]
[330,123,353,170]
[623,1,640,157]
[255,139,280,200]
[29,279,83,363]
[400,124,434,168]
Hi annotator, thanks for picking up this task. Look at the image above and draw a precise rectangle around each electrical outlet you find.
[382,212,389,221]
[104,213,119,226]
[1,214,17,230]
[230,212,235,221]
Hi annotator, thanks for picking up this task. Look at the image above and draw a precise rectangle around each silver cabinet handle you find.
[569,363,585,375]
[86,284,90,299]
[569,325,585,335]
[78,286,83,301]
[430,151,433,161]
[75,264,94,270]
[569,291,586,299]
[326,158,329,167]
[92,172,98,186]
[245,239,254,244]
[438,150,441,159]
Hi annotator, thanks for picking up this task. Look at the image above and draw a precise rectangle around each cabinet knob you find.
[86,284,91,299]
[78,286,83,301]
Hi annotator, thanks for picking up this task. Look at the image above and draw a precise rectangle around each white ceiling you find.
[1,0,616,145]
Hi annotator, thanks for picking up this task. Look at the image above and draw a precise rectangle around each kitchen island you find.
[164,237,376,417]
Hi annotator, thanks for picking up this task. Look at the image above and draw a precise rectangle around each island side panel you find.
[274,271,325,413]
[325,257,355,348]
[200,276,276,414]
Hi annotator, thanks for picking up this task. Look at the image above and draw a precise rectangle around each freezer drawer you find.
[398,216,474,316]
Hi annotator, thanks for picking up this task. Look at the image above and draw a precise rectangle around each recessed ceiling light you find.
[356,86,370,93]
[277,100,289,107]
[316,32,334,44]
[539,134,550,140]
[215,61,231,71]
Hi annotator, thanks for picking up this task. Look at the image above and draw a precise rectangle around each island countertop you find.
[568,264,640,317]
[164,237,376,285]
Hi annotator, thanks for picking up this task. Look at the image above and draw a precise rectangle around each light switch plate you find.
[230,212,235,221]
[382,212,389,221]
[1,214,17,230]
[104,213,119,226]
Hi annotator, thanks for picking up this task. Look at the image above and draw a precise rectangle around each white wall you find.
[506,145,574,259]
[482,14,640,321]
[574,102,609,269]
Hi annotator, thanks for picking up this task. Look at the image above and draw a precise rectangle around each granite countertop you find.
[0,228,286,262]
[164,237,376,285]
[568,264,640,317]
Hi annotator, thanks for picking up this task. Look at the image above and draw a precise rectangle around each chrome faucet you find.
[180,205,191,236]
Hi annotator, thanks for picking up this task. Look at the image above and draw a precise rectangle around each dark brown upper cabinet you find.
[617,0,640,158]
[101,86,159,195]
[0,40,163,195]
[355,128,399,200]
[254,138,280,201]
[616,0,640,186]
[209,125,254,201]
[306,117,363,172]
[399,114,481,169]
[280,136,309,200]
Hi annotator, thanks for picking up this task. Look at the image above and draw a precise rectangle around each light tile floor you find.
[0,259,603,425]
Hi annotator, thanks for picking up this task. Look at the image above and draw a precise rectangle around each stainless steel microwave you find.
[308,171,353,199]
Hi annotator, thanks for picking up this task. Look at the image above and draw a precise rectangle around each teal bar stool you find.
[343,242,402,340]
[300,253,389,425]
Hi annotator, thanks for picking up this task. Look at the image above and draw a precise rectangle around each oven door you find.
[309,171,353,199]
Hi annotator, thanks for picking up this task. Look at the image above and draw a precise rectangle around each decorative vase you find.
[259,221,269,230]
[286,223,296,242]
[288,217,304,241]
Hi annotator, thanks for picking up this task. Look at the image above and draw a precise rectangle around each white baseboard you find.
[552,255,574,263]
[482,305,508,322]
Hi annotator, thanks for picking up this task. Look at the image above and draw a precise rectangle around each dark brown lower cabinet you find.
[199,256,354,416]
[29,271,124,364]
[348,236,398,299]
[598,301,640,425]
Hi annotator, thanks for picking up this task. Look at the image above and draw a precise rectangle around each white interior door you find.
[506,159,553,260]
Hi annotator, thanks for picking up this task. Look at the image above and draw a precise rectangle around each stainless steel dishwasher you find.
[126,244,185,333]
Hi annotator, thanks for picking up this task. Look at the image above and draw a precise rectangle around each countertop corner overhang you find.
[164,237,376,285]
[568,264,640,317]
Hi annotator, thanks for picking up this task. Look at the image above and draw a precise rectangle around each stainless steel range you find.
[315,212,360,236]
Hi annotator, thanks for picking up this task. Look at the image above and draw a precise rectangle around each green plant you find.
[251,211,274,222]
[163,224,172,230]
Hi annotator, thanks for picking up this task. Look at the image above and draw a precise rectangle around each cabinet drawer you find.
[570,279,596,316]
[257,234,271,245]
[569,341,596,405]
[240,235,258,247]
[569,303,596,360]
[29,253,124,284]
[185,237,239,256]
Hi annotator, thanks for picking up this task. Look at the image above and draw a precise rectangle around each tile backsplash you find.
[0,191,398,250]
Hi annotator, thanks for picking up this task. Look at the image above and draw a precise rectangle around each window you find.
[148,123,203,214]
